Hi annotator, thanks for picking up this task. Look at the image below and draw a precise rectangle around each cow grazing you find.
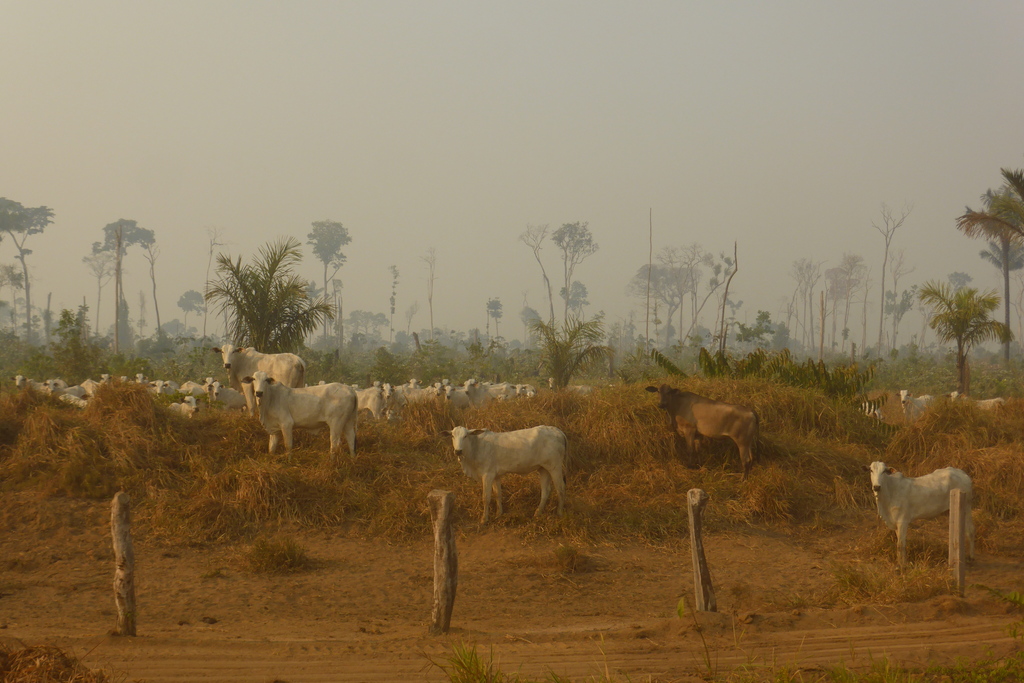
[243,371,357,459]
[865,461,975,565]
[440,425,567,524]
[645,384,759,479]
[212,344,306,414]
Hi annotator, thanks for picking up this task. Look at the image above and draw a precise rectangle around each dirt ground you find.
[1,494,1022,682]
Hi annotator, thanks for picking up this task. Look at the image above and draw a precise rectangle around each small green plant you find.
[244,537,314,574]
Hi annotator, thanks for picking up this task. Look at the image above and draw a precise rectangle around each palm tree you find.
[529,315,612,389]
[205,237,333,353]
[958,176,1024,361]
[979,232,1024,361]
[918,282,1012,395]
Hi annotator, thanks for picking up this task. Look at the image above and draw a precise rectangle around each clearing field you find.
[1,381,1023,681]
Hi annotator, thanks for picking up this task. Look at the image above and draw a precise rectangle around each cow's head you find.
[244,371,274,400]
[645,383,677,410]
[440,426,485,456]
[863,461,897,494]
[899,389,910,406]
[213,344,246,370]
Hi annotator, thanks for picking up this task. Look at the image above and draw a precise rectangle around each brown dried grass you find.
[0,644,111,682]
[0,379,1022,549]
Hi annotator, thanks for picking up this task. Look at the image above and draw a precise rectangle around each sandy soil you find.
[1,494,1022,682]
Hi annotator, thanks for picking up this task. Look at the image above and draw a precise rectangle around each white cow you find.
[149,379,179,396]
[168,395,200,418]
[440,425,567,524]
[899,390,933,421]
[356,386,386,420]
[950,391,1006,410]
[212,344,306,414]
[443,383,472,410]
[59,393,89,408]
[80,378,103,397]
[865,461,975,565]
[206,381,249,411]
[244,371,357,459]
[12,375,43,391]
[178,381,207,398]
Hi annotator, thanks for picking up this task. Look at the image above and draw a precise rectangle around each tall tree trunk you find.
[149,262,161,335]
[114,227,123,354]
[1003,236,1011,363]
[16,252,30,344]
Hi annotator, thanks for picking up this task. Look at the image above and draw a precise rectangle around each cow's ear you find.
[469,429,486,435]
[887,467,897,475]
[267,377,276,384]
[861,465,871,472]
[644,386,658,393]
[241,376,254,384]
[237,347,246,352]
[212,347,221,353]
[440,430,452,437]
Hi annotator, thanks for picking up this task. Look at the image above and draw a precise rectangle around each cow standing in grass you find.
[645,384,759,479]
[440,425,567,524]
[865,461,975,566]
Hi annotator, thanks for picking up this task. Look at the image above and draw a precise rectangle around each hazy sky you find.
[4,1,1024,345]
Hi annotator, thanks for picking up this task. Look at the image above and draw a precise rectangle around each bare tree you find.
[886,249,915,349]
[520,224,556,324]
[552,222,598,322]
[716,243,738,353]
[421,248,437,341]
[82,251,115,336]
[790,258,823,350]
[404,301,419,336]
[307,220,351,342]
[203,228,225,339]
[141,242,162,335]
[0,199,54,343]
[873,203,912,354]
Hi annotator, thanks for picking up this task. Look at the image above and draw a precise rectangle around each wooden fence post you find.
[949,488,967,597]
[687,488,717,612]
[428,489,458,635]
[111,491,136,636]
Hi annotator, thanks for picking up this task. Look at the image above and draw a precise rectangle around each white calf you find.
[865,461,974,565]
[440,425,567,524]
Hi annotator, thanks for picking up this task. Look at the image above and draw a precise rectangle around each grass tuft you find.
[244,537,315,574]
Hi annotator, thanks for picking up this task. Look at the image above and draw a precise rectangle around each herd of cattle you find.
[863,389,1008,421]
[9,346,981,564]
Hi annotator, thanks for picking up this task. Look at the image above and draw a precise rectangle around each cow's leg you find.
[896,519,909,566]
[552,466,566,516]
[678,421,700,468]
[536,469,552,516]
[492,478,503,517]
[736,439,753,480]
[345,413,357,457]
[328,423,342,461]
[282,424,294,460]
[480,473,495,524]
[268,433,279,454]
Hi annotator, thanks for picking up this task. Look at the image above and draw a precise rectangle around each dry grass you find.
[244,537,315,573]
[0,644,111,682]
[1,379,1023,551]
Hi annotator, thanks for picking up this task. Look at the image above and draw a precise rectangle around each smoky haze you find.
[3,2,1023,348]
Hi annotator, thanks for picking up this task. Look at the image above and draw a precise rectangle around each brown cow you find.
[645,383,759,479]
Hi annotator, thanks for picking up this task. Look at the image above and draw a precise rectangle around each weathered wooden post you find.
[428,489,458,635]
[111,491,137,636]
[949,488,967,597]
[687,488,717,612]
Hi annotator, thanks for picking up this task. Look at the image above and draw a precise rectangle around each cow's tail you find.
[297,360,307,388]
